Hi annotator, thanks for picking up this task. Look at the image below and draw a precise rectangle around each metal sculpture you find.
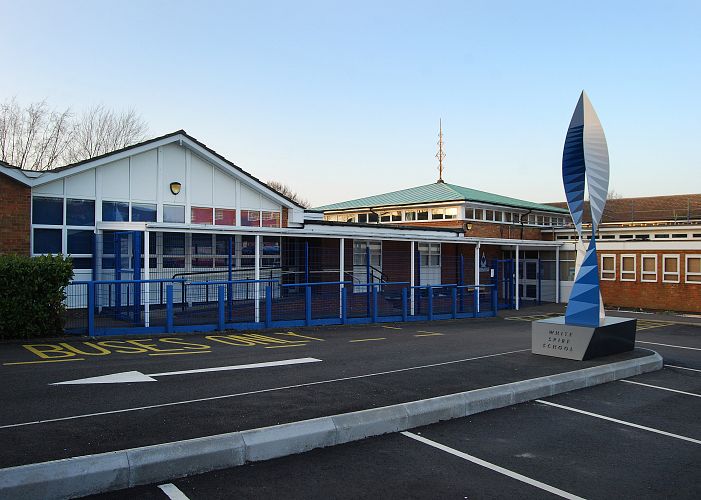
[562,91,610,327]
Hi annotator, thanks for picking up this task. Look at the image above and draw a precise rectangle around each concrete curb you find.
[0,351,662,499]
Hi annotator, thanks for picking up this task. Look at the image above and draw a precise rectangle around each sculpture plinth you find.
[532,91,637,360]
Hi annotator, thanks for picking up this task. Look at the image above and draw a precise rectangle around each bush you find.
[0,254,74,339]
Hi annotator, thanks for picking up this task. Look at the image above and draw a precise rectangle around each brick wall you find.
[597,249,701,313]
[281,208,288,228]
[396,220,548,240]
[0,174,30,255]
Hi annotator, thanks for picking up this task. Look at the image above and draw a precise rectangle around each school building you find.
[0,130,698,334]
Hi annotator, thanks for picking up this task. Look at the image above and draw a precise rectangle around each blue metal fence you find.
[64,278,498,336]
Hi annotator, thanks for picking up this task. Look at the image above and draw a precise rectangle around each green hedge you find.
[0,254,74,339]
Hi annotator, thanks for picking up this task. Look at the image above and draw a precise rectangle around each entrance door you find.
[353,240,382,292]
[518,259,539,302]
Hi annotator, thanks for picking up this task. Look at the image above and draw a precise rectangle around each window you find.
[663,255,680,283]
[474,209,483,220]
[353,240,381,267]
[66,199,95,226]
[261,237,281,268]
[543,216,550,225]
[368,212,379,223]
[536,215,544,225]
[33,228,62,254]
[215,208,236,226]
[494,211,502,222]
[357,213,368,223]
[132,203,157,222]
[601,234,616,240]
[241,210,260,227]
[504,212,512,223]
[67,229,94,254]
[418,242,441,267]
[485,210,494,221]
[380,211,401,222]
[686,255,701,283]
[431,209,444,220]
[32,197,63,225]
[465,208,474,219]
[162,233,185,268]
[620,255,636,281]
[344,215,355,223]
[601,254,616,280]
[102,201,129,222]
[191,207,213,224]
[528,214,536,225]
[405,211,416,221]
[262,211,281,227]
[672,233,688,239]
[192,234,214,268]
[635,234,650,240]
[641,255,657,282]
[163,205,185,223]
[417,210,429,221]
[654,234,670,239]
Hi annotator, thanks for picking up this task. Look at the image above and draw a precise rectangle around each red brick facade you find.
[0,174,31,255]
[597,250,701,313]
[396,220,550,240]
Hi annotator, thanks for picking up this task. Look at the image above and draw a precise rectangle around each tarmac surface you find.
[2,305,700,498]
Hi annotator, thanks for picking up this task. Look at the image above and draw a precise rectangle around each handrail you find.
[281,281,353,288]
[71,278,186,285]
[189,279,279,286]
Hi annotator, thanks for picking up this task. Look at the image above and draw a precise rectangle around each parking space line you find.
[157,483,190,500]
[0,348,529,429]
[636,341,701,351]
[665,364,701,373]
[416,330,444,335]
[349,338,386,343]
[535,400,701,445]
[2,358,86,366]
[402,431,584,500]
[620,380,701,398]
[381,325,402,330]
[415,333,444,337]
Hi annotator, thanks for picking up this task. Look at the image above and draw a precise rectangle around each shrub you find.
[0,254,74,339]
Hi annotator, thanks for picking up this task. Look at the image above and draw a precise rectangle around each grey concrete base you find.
[0,351,662,500]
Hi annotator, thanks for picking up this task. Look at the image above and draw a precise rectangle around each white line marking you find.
[536,400,701,445]
[620,380,701,398]
[665,364,701,373]
[402,431,584,500]
[1,348,530,429]
[52,358,323,385]
[636,341,701,351]
[158,483,190,500]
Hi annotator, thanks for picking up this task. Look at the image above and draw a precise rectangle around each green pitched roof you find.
[314,182,569,214]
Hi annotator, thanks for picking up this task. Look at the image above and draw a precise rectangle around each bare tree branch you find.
[266,180,311,208]
[0,98,149,170]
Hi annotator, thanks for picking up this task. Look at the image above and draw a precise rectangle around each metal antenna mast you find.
[436,119,446,183]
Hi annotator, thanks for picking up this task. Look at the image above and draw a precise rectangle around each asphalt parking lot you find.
[82,311,701,500]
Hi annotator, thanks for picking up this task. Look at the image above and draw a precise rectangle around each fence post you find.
[166,285,174,333]
[341,286,347,324]
[305,285,312,326]
[218,286,225,331]
[451,287,457,319]
[87,282,95,337]
[371,285,378,323]
[427,286,433,321]
[228,237,233,322]
[492,286,498,317]
[401,287,408,322]
[473,287,478,318]
[265,285,272,328]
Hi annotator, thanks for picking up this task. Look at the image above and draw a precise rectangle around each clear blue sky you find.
[2,0,699,206]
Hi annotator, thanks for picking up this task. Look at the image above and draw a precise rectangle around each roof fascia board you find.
[0,165,33,186]
[178,137,299,210]
[29,135,183,187]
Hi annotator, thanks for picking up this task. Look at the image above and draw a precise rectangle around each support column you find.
[339,238,344,318]
[410,241,415,315]
[255,234,261,323]
[555,245,560,304]
[144,229,150,327]
[474,242,480,312]
[515,244,520,311]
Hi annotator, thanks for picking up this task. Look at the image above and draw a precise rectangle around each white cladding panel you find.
[213,169,237,208]
[190,154,214,206]
[65,169,96,198]
[34,179,64,195]
[240,183,261,209]
[100,159,130,199]
[162,144,187,204]
[130,150,158,202]
[261,195,280,210]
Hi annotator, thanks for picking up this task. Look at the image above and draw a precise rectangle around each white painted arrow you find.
[51,357,322,385]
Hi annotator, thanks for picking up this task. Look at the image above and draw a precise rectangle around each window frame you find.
[640,254,658,283]
[620,254,636,282]
[600,254,616,281]
[685,254,701,284]
[662,254,680,283]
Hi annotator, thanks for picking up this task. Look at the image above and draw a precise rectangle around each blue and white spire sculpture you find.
[563,91,610,327]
